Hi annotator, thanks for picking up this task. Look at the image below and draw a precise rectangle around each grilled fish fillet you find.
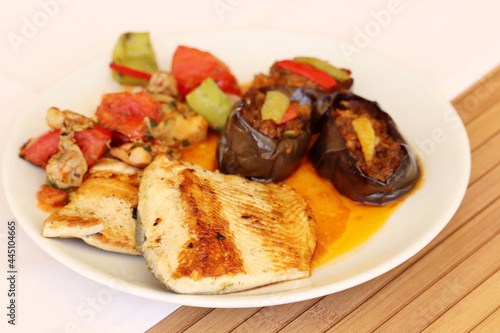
[137,155,316,294]
[43,158,141,255]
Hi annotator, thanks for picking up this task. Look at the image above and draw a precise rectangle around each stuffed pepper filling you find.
[333,100,405,182]
[239,89,310,140]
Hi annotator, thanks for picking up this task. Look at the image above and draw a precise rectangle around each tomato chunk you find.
[172,45,241,98]
[96,91,162,139]
[37,184,69,212]
[74,125,112,167]
[20,126,112,169]
[20,129,61,168]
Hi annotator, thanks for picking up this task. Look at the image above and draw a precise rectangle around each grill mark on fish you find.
[46,211,101,228]
[87,171,141,187]
[173,168,244,280]
[237,205,311,270]
[216,184,313,271]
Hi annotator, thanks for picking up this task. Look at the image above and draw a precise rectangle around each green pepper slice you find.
[112,32,158,86]
[261,91,290,124]
[186,78,233,130]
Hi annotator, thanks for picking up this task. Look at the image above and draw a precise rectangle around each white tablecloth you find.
[1,1,498,332]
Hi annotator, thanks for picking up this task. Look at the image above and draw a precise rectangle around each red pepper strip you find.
[109,63,152,80]
[275,60,338,90]
[278,103,300,125]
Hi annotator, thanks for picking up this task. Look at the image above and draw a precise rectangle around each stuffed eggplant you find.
[217,87,313,182]
[309,93,421,205]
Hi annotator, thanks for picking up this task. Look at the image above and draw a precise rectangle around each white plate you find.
[2,29,470,307]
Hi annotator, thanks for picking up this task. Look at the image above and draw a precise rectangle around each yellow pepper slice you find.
[352,117,376,165]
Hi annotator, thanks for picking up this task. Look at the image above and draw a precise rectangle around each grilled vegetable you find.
[309,93,421,205]
[109,63,152,81]
[111,32,158,86]
[260,90,291,124]
[275,60,338,90]
[186,77,232,130]
[96,91,162,139]
[293,57,351,82]
[171,45,241,98]
[217,87,314,182]
[251,60,353,94]
[20,129,61,168]
[20,125,112,169]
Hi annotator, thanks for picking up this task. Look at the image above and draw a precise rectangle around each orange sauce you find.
[179,130,220,171]
[282,161,349,265]
[284,159,401,269]
[314,194,401,269]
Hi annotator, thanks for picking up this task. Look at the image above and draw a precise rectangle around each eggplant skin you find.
[309,93,421,205]
[217,88,312,182]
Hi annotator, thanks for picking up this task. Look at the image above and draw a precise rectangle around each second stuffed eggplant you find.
[309,93,421,205]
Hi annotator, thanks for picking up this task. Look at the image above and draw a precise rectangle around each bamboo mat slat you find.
[469,307,500,333]
[466,103,500,150]
[422,269,500,333]
[182,308,260,333]
[452,65,500,124]
[231,299,319,333]
[147,65,500,333]
[375,231,500,332]
[469,132,500,184]
[146,307,213,333]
